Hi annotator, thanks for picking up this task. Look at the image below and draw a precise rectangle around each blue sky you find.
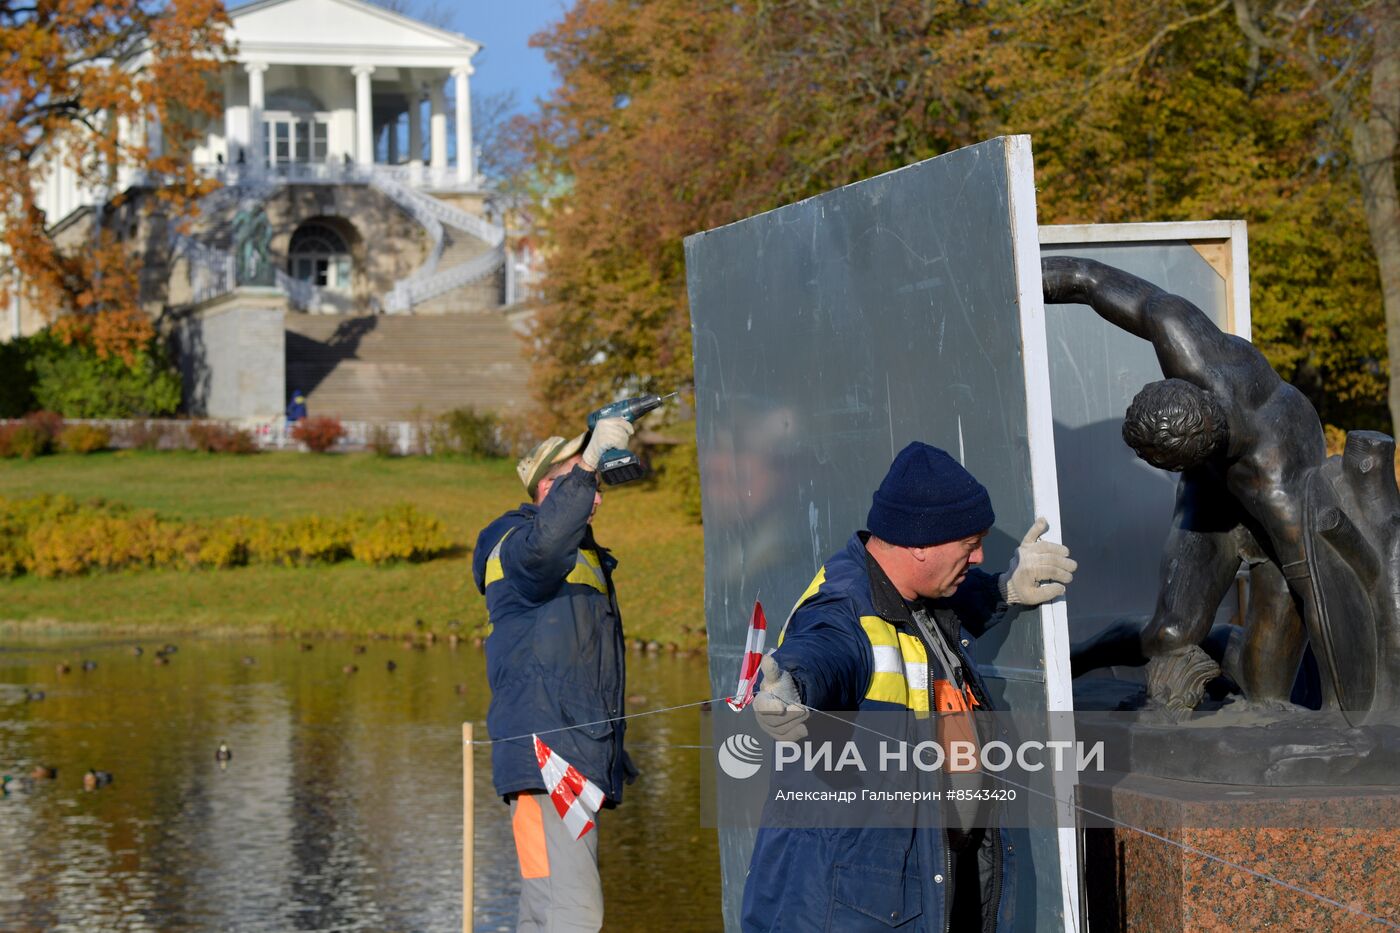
[405,1,570,115]
[230,1,569,116]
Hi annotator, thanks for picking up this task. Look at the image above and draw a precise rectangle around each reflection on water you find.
[0,636,720,931]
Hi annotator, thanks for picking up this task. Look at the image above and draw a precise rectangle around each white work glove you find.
[999,517,1077,606]
[752,655,809,741]
[581,417,635,469]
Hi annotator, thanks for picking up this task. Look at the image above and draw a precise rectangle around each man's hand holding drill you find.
[581,418,634,472]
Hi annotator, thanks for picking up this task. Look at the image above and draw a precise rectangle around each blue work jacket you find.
[472,464,633,803]
[742,532,1018,932]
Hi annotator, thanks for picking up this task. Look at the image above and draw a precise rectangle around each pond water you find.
[0,635,722,931]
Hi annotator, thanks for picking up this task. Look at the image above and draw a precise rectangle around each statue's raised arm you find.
[1041,255,1254,389]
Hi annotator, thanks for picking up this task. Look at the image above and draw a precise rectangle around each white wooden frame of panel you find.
[1007,138,1082,933]
[1038,220,1252,340]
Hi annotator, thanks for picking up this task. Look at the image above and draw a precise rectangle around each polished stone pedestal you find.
[1079,773,1400,931]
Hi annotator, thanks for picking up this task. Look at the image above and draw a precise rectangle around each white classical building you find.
[19,0,534,422]
[29,0,517,319]
[204,0,481,189]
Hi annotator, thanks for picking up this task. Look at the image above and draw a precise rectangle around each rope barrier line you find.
[803,706,1400,930]
[463,697,727,747]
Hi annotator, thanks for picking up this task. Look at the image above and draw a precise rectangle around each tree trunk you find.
[1353,0,1400,434]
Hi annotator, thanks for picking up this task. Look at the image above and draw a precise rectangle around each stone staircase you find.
[285,312,531,421]
[410,228,504,314]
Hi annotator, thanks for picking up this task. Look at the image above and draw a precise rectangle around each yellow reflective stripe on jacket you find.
[565,546,608,594]
[484,528,514,586]
[859,615,931,712]
[485,527,606,594]
[777,567,828,647]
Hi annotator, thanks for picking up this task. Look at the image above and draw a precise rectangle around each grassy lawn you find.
[0,451,705,643]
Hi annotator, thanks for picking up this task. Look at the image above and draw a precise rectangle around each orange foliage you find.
[0,0,231,350]
[524,0,1389,431]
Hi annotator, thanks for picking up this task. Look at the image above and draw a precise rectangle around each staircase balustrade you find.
[170,163,507,314]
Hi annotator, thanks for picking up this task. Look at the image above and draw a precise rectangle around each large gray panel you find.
[687,137,1064,931]
[1038,239,1234,640]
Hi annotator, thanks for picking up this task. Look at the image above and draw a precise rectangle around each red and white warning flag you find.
[533,734,606,840]
[726,600,768,712]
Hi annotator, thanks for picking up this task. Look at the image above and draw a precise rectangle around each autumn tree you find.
[0,0,231,363]
[1221,0,1400,428]
[525,1,1002,429]
[525,0,1388,430]
[993,0,1388,428]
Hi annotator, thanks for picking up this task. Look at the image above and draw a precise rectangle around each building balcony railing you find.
[191,160,483,193]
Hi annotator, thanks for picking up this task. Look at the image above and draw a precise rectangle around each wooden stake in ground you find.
[463,722,474,933]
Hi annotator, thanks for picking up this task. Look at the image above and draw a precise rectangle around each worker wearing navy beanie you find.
[741,441,1078,933]
[866,442,997,547]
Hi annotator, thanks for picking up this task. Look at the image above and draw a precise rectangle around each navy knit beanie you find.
[867,442,995,546]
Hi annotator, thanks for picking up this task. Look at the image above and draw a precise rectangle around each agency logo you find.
[717,732,764,780]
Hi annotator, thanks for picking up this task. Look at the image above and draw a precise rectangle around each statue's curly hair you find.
[1122,379,1228,472]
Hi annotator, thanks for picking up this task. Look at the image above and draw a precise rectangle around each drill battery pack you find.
[598,450,647,486]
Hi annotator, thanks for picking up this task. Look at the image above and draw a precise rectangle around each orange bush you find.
[291,416,346,453]
[187,421,257,454]
[58,423,110,454]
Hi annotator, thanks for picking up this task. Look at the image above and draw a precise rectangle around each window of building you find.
[288,222,352,290]
[264,114,330,164]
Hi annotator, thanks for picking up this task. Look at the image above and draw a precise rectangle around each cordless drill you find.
[586,392,677,485]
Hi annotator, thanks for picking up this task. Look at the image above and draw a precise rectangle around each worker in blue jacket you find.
[743,442,1077,932]
[472,416,638,932]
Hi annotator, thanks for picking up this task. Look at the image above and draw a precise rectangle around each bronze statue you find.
[232,205,274,287]
[1042,256,1400,723]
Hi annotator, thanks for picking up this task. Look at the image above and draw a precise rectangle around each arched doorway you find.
[287,220,352,291]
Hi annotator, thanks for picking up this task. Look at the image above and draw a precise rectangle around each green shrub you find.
[367,423,399,457]
[436,407,504,458]
[28,332,181,418]
[58,423,111,454]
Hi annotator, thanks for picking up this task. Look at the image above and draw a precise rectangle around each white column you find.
[245,62,268,169]
[452,64,473,187]
[58,158,72,219]
[353,65,375,167]
[429,81,447,173]
[223,70,244,166]
[407,86,423,170]
[53,161,65,219]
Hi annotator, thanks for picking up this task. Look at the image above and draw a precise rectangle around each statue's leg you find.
[1226,558,1308,706]
[1141,491,1245,716]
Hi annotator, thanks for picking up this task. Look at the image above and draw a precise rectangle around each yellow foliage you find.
[350,505,452,564]
[1323,424,1348,457]
[0,496,453,578]
[57,423,111,454]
